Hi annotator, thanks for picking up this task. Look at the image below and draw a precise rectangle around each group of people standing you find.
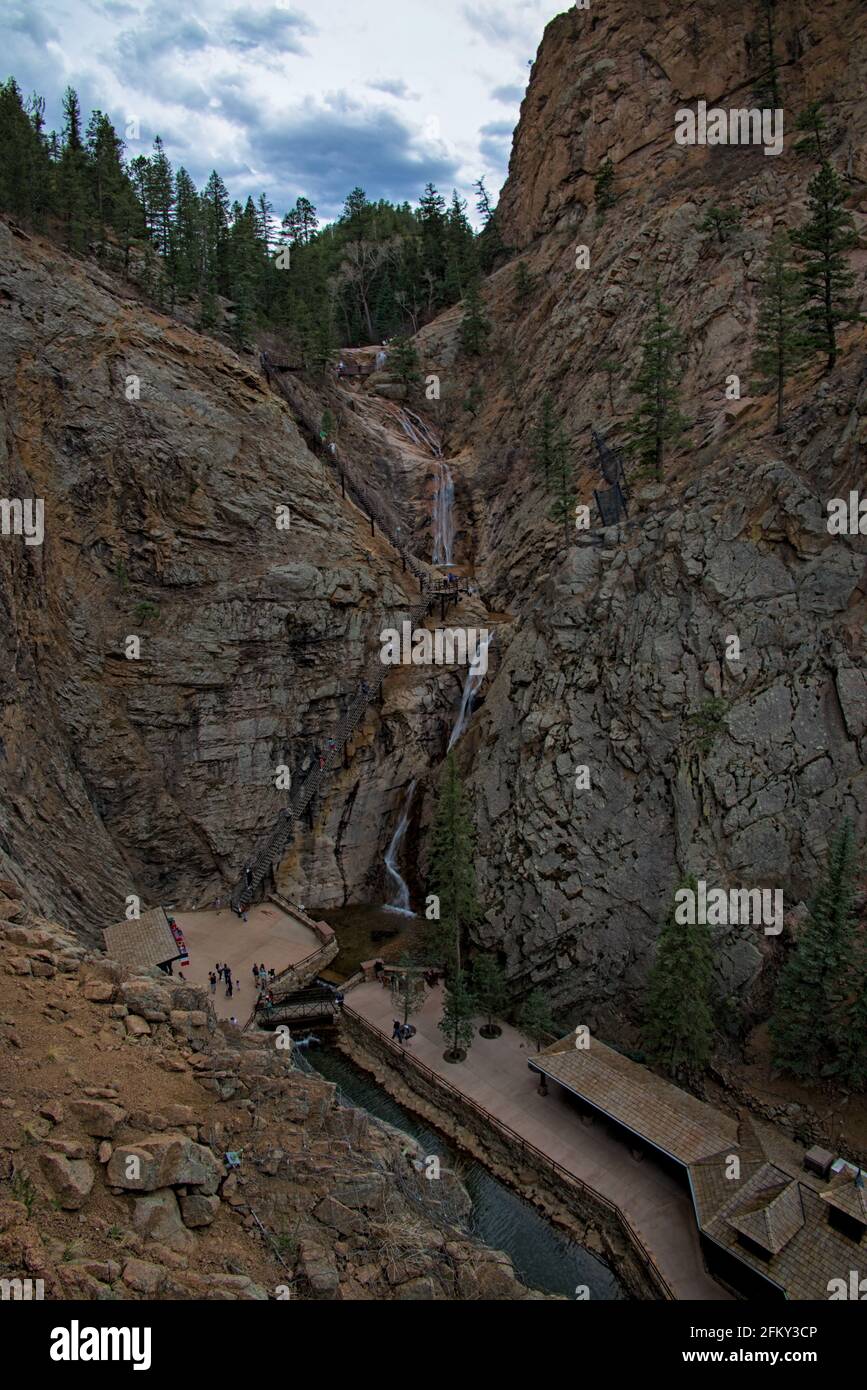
[253,962,276,991]
[210,962,235,998]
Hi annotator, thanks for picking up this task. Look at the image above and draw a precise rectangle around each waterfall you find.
[432,460,455,566]
[447,631,492,750]
[383,779,416,914]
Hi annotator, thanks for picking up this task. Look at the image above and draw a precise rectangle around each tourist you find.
[373,958,384,979]
[269,968,276,980]
[244,864,253,889]
[251,964,259,981]
[225,977,233,998]
[209,972,217,994]
[392,1020,403,1044]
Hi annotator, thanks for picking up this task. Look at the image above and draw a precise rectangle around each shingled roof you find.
[530,1034,738,1164]
[727,1171,806,1254]
[534,1032,867,1300]
[820,1172,867,1224]
[102,907,179,973]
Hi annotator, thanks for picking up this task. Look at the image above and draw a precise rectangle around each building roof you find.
[726,1171,806,1254]
[102,907,179,973]
[536,1031,867,1300]
[820,1172,867,1225]
[531,1033,738,1163]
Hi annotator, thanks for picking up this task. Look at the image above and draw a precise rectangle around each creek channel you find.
[305,1043,627,1300]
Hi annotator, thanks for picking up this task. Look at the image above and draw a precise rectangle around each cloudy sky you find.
[3,0,561,224]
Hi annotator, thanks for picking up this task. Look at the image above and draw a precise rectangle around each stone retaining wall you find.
[338,1009,669,1301]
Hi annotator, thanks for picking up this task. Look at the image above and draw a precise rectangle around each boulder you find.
[179,1193,220,1228]
[39,1151,94,1210]
[106,1133,222,1193]
[120,980,169,1022]
[69,1100,127,1137]
[122,1259,166,1294]
[131,1189,193,1251]
[82,979,115,1003]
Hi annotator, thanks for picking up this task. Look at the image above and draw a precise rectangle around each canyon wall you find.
[413,0,867,1029]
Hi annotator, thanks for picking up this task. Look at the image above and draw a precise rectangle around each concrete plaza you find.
[174,901,321,1021]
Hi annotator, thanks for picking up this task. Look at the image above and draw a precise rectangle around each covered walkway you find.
[346,979,730,1300]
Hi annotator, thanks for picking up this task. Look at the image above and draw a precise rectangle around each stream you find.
[306,1045,627,1300]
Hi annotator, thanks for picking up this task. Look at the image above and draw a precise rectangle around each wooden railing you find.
[341,1003,676,1301]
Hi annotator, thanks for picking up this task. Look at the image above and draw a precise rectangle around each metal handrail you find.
[341,1003,676,1300]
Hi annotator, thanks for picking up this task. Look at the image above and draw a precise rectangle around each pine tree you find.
[444,189,476,301]
[418,182,448,311]
[752,230,807,432]
[426,750,479,980]
[201,169,230,310]
[835,941,867,1092]
[147,135,174,259]
[513,259,535,307]
[471,954,507,1038]
[438,973,476,1062]
[0,79,51,226]
[594,158,616,213]
[390,335,421,386]
[642,877,715,1082]
[85,111,128,254]
[794,102,828,162]
[474,175,505,272]
[548,425,574,543]
[57,86,89,251]
[770,821,858,1081]
[173,168,202,298]
[458,276,490,357]
[793,163,858,370]
[517,989,556,1053]
[698,203,742,245]
[627,282,686,481]
[533,394,558,489]
[752,0,781,109]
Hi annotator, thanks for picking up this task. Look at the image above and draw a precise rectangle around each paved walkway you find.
[347,980,730,1301]
[174,902,320,1021]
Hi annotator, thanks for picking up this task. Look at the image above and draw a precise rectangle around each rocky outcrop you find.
[0,899,547,1299]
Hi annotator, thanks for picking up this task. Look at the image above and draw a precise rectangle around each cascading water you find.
[432,461,455,565]
[383,779,416,914]
[448,630,492,751]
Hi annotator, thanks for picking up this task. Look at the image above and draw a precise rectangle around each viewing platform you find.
[173,898,336,1020]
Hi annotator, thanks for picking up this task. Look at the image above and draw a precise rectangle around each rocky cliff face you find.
[409,0,867,1030]
[0,221,451,934]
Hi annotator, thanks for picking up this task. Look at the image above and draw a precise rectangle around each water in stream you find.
[307,1045,627,1300]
